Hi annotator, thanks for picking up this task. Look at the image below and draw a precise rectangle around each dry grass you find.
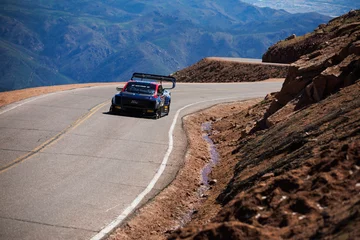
[0,82,122,108]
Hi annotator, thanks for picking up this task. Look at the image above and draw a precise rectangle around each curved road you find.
[0,82,282,240]
[207,57,290,66]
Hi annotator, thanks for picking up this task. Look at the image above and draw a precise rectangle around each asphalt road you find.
[0,82,283,240]
[207,57,289,66]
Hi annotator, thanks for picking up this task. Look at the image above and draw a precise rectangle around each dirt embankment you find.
[169,80,360,240]
[172,58,289,83]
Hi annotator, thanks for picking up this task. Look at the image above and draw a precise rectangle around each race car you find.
[109,72,176,119]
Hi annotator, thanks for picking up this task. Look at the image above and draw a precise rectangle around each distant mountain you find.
[0,0,331,91]
[241,0,360,17]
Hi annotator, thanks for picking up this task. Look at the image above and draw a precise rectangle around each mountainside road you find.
[0,82,283,240]
[207,57,290,66]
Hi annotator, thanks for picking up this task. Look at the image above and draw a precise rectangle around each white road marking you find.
[0,85,115,115]
[90,96,247,240]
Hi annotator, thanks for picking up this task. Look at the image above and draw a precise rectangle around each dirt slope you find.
[172,58,289,83]
[169,80,360,240]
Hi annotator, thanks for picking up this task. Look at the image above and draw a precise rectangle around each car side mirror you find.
[116,87,123,92]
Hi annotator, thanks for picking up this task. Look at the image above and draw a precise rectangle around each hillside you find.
[173,57,289,83]
[241,0,359,17]
[108,10,360,240]
[0,0,331,91]
[262,9,360,63]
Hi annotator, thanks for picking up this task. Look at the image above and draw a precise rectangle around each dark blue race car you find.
[109,73,176,119]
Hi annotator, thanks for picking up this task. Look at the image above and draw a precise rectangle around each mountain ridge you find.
[0,0,331,91]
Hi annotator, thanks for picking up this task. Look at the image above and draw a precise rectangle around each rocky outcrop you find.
[256,10,360,131]
[262,10,360,64]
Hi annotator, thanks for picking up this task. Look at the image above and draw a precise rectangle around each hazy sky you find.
[241,0,360,17]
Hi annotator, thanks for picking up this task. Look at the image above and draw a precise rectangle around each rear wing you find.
[131,72,176,89]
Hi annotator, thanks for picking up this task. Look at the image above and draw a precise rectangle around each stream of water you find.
[198,121,220,195]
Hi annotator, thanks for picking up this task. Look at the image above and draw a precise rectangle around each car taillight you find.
[122,82,129,92]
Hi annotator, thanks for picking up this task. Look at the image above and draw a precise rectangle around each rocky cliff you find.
[257,10,360,130]
[262,10,360,64]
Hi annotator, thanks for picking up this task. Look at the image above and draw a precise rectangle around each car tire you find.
[166,104,170,115]
[154,109,161,119]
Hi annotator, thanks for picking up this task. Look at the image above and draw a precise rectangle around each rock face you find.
[262,10,360,64]
[258,10,360,130]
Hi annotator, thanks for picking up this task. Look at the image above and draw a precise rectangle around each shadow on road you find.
[102,111,156,120]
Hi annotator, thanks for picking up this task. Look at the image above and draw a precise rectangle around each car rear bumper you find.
[111,104,156,115]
